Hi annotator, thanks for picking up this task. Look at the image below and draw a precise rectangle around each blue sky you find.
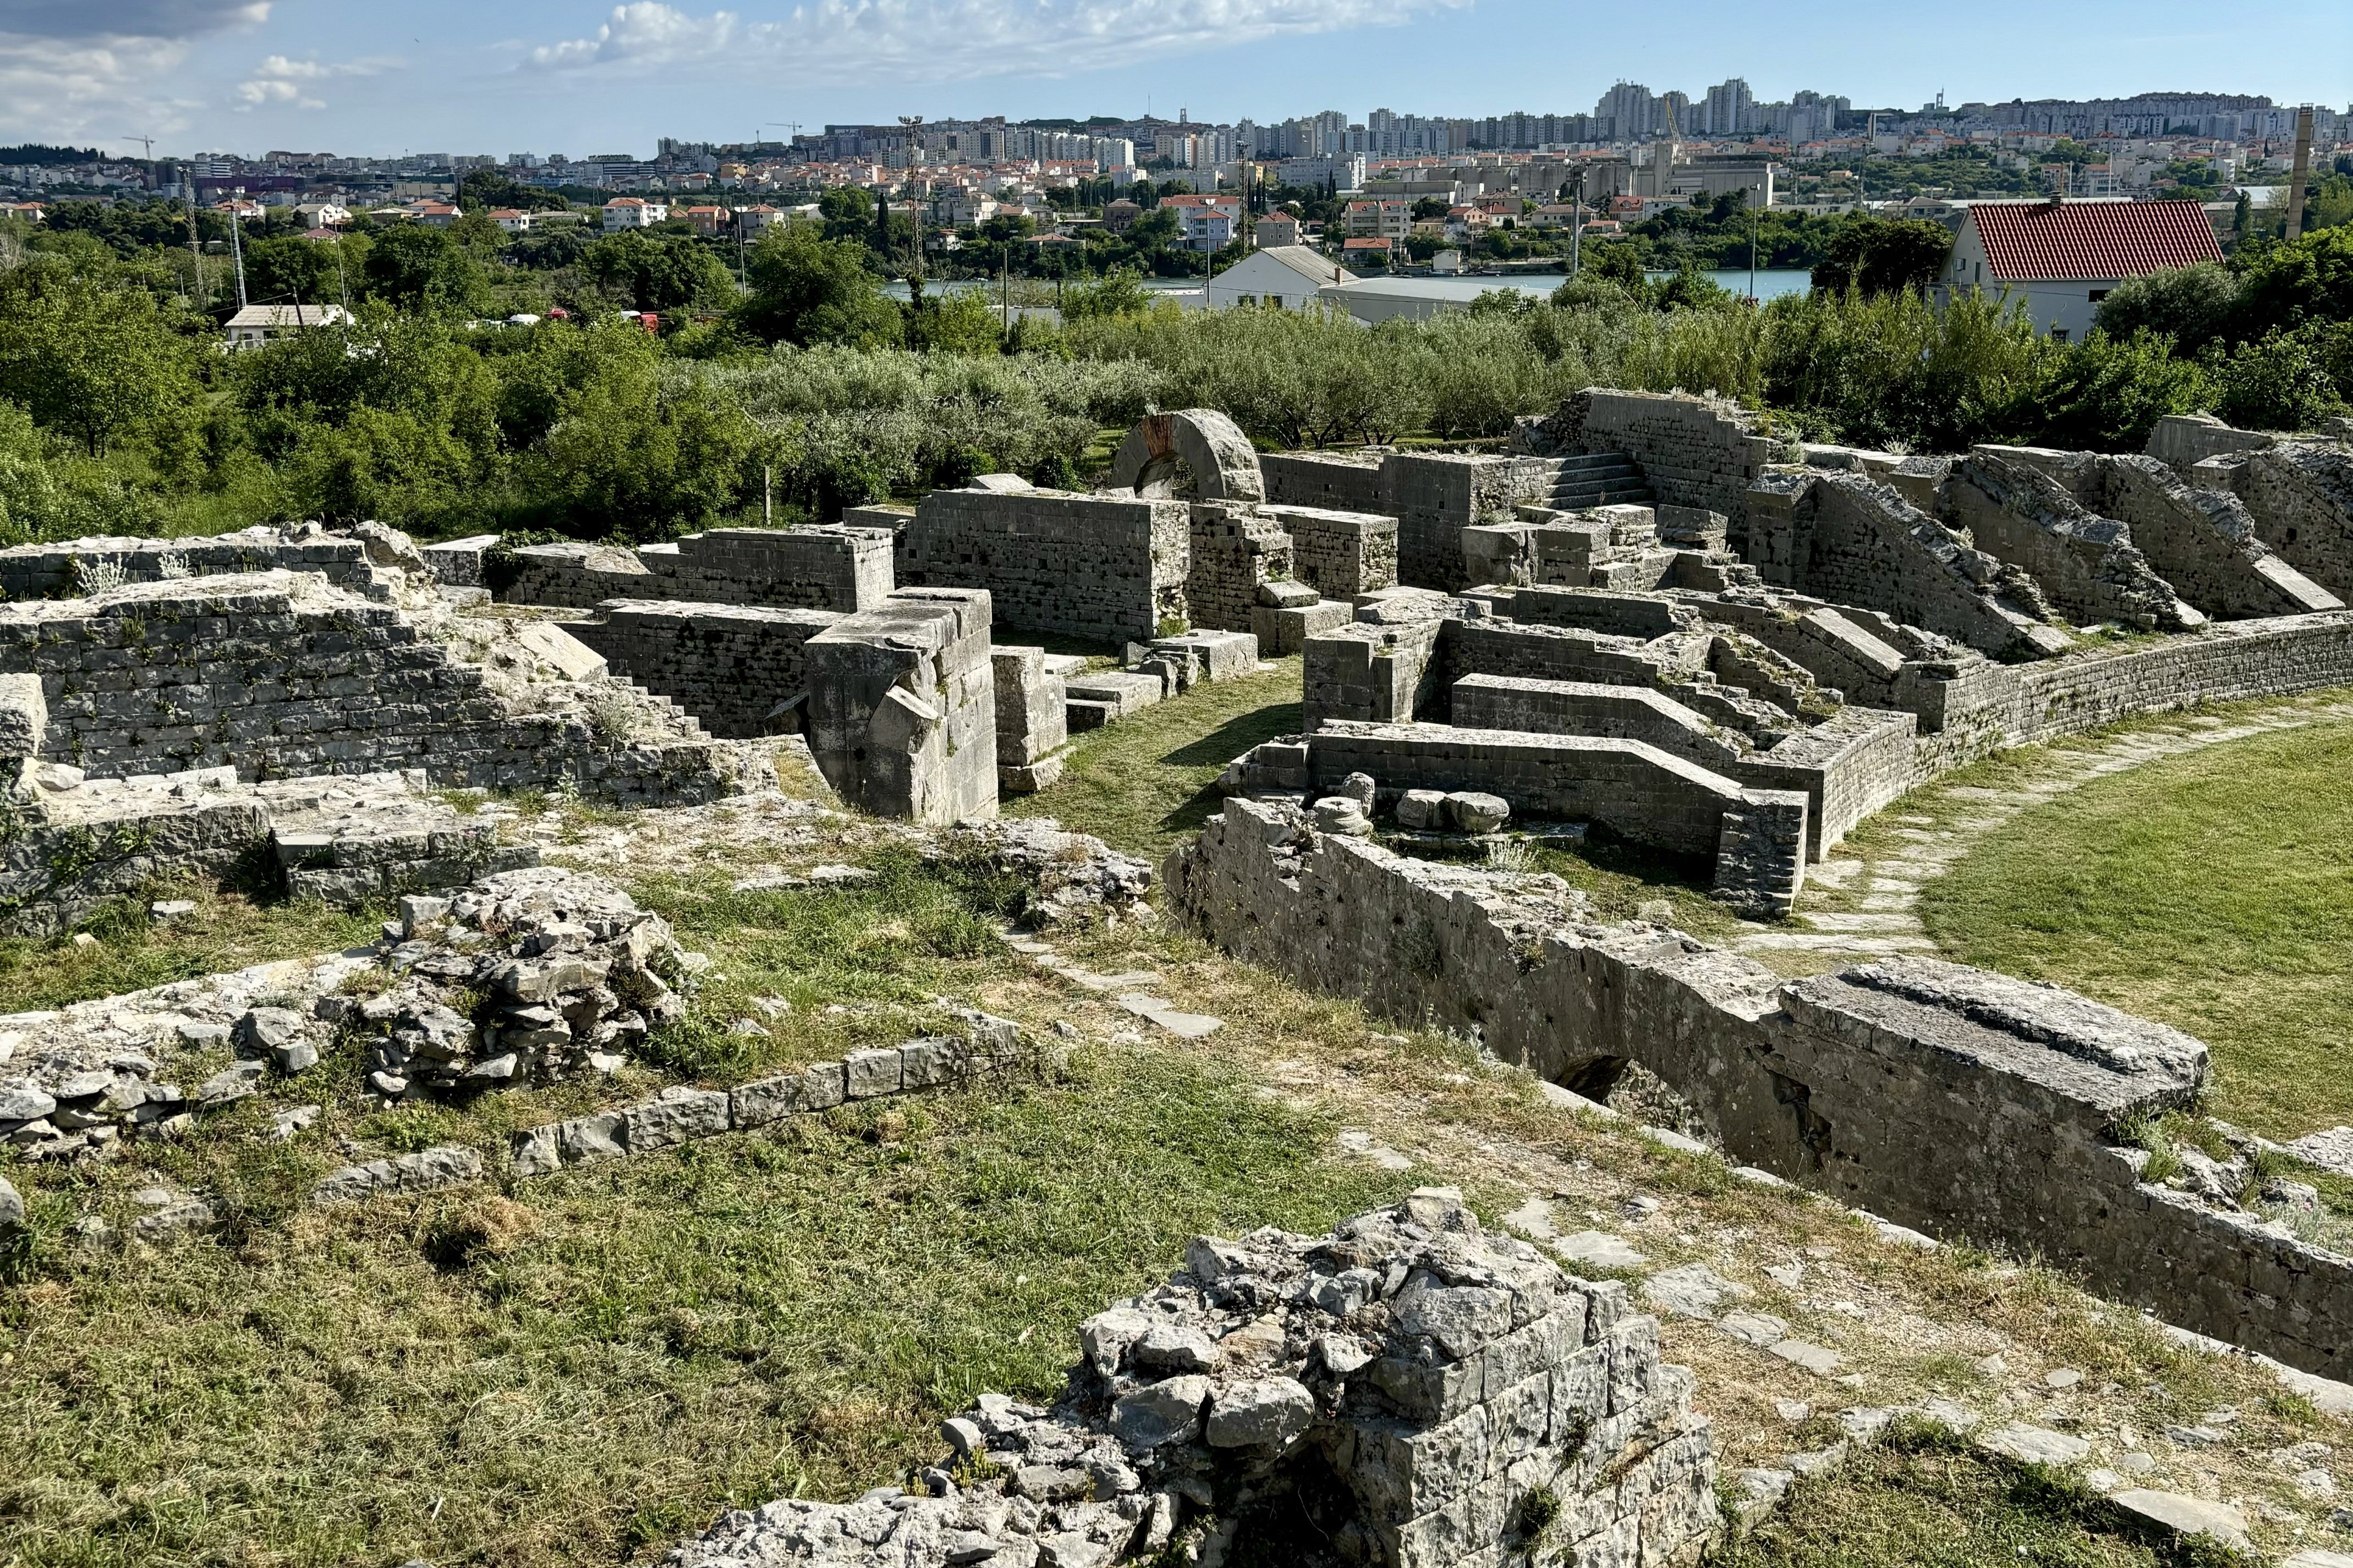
[1,0,2345,158]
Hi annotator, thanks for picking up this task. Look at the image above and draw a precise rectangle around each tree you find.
[2231,227,2353,342]
[362,223,489,315]
[245,233,359,311]
[1809,217,1952,296]
[733,225,903,348]
[456,168,570,214]
[0,263,198,454]
[819,186,875,244]
[579,230,738,313]
[1410,196,1450,222]
[2212,328,2349,431]
[2093,261,2238,354]
[2015,329,2211,450]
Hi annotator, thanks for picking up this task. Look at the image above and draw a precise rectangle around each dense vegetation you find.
[0,206,2346,547]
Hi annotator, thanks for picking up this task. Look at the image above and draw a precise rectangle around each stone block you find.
[844,1047,904,1098]
[627,1088,732,1150]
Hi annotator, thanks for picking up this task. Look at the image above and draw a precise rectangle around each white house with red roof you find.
[1937,197,2223,342]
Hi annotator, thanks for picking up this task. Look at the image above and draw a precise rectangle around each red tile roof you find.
[1968,199,2221,283]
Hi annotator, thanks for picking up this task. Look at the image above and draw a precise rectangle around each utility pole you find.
[185,189,206,307]
[2284,105,2316,240]
[228,196,249,308]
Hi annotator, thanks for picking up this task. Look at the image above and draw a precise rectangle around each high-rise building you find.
[1702,78,1754,136]
[1595,81,1660,141]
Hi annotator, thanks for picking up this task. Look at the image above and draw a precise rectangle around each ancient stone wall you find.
[1563,389,1787,541]
[1259,504,1398,598]
[1259,450,1390,516]
[1163,807,2353,1379]
[1265,719,1809,911]
[1107,408,1266,503]
[2210,442,2353,600]
[0,531,385,600]
[678,1189,1717,1568]
[567,599,842,740]
[1385,453,1556,589]
[503,527,893,614]
[899,488,1191,645]
[1746,470,2071,659]
[0,573,745,804]
[805,588,998,823]
[1450,675,1914,859]
[2146,412,2274,472]
[1184,503,1294,633]
[1979,448,2338,620]
[1943,453,2202,631]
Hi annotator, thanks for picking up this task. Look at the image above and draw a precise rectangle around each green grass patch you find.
[1004,658,1306,858]
[0,1046,1413,1568]
[1721,1423,2250,1567]
[1920,717,2353,1137]
[0,882,381,1016]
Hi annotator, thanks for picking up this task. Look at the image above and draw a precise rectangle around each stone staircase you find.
[612,678,713,741]
[1545,450,1657,510]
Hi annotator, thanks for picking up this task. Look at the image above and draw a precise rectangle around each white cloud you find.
[0,33,204,140]
[0,2,268,141]
[529,0,1470,81]
[232,53,387,112]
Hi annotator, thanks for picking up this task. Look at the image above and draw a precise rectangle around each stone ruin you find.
[674,1187,1716,1568]
[0,532,779,937]
[1202,392,2353,917]
[1163,796,2353,1385]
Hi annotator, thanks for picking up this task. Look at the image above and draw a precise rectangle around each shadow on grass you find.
[1160,701,1304,768]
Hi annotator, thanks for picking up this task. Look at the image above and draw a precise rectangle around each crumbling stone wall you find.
[503,527,894,614]
[1259,451,1551,591]
[0,573,747,804]
[567,599,841,739]
[1260,449,1390,516]
[2146,412,2274,472]
[677,1189,1717,1568]
[1982,448,2339,620]
[1260,503,1398,598]
[1521,389,1788,543]
[1943,452,2204,631]
[806,588,998,823]
[1185,503,1295,633]
[899,487,1192,645]
[2201,441,2353,600]
[0,530,385,599]
[1164,806,2353,1379]
[1745,469,2070,659]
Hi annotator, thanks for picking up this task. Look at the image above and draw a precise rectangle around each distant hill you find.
[0,144,103,166]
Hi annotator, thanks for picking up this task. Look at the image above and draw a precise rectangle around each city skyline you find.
[0,0,2345,157]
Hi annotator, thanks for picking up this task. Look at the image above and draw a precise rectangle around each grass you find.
[0,879,381,1016]
[1919,716,2353,1138]
[1715,1422,2249,1568]
[0,1049,1412,1568]
[1003,656,1307,858]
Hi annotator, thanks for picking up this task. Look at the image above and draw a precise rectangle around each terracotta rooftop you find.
[1969,199,2221,283]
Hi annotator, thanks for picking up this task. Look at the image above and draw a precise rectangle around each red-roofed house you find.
[1937,197,2223,342]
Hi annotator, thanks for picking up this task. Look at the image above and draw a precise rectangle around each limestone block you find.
[0,673,46,760]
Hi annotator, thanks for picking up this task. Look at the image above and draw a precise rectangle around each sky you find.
[0,0,2346,159]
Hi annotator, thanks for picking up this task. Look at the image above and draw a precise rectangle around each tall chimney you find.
[2284,105,2315,241]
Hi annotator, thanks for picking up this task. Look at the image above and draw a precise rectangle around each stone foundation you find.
[1163,805,2353,1380]
[900,486,1192,645]
[504,526,894,614]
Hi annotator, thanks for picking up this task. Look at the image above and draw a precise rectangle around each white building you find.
[223,302,353,350]
[602,197,668,230]
[1937,197,2224,342]
[1205,245,1356,310]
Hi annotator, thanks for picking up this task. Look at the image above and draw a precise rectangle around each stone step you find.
[1551,450,1644,474]
[1550,478,1657,507]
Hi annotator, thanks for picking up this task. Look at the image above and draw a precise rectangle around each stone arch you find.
[1109,409,1265,505]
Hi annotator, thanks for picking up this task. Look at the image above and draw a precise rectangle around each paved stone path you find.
[1737,694,2353,971]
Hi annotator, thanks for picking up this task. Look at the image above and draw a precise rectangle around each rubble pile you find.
[940,818,1156,929]
[674,1189,1717,1568]
[332,867,694,1100]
